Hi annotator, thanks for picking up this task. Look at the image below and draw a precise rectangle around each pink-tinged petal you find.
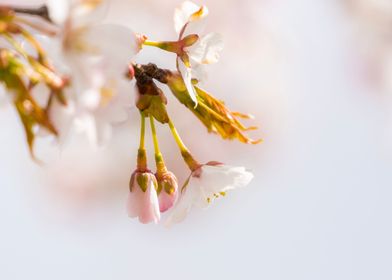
[138,181,160,224]
[178,59,198,106]
[127,172,160,224]
[157,171,178,212]
[159,190,177,213]
[126,187,142,218]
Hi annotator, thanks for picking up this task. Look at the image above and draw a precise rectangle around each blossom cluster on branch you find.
[0,0,260,226]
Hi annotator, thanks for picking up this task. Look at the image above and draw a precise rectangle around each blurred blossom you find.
[344,0,392,92]
[44,0,139,146]
[166,163,253,227]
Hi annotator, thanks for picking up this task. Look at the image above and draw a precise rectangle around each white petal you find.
[165,182,200,227]
[82,24,137,63]
[70,0,110,27]
[174,1,201,34]
[91,118,112,146]
[190,63,207,82]
[47,0,71,25]
[49,97,76,146]
[178,59,198,106]
[34,35,68,73]
[79,88,101,109]
[201,165,254,195]
[96,79,132,123]
[74,113,96,141]
[188,33,224,64]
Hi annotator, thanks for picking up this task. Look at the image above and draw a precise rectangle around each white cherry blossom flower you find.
[174,1,224,105]
[44,0,139,145]
[165,163,253,226]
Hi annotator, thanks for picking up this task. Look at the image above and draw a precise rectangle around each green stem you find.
[143,40,162,48]
[168,119,200,171]
[143,40,179,54]
[149,115,167,174]
[139,111,146,150]
[137,111,147,171]
[149,115,160,154]
[168,119,187,153]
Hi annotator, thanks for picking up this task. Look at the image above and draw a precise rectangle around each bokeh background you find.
[1,0,392,279]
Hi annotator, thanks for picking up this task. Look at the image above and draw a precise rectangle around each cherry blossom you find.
[165,163,253,226]
[45,0,139,145]
[173,1,224,105]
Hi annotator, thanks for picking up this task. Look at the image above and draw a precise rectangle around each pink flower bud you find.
[127,170,160,224]
[156,171,178,212]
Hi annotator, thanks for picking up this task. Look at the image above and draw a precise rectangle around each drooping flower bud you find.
[156,170,179,212]
[127,169,160,224]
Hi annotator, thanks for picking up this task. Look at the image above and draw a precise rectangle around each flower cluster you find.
[0,0,260,225]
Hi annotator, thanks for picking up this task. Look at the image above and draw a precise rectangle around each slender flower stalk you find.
[167,119,188,154]
[168,118,200,171]
[150,115,178,212]
[143,40,162,48]
[137,111,147,170]
[149,115,167,174]
[139,111,146,150]
[127,111,160,224]
[149,116,161,160]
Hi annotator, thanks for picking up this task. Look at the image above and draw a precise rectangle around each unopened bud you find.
[156,171,178,212]
[127,169,160,224]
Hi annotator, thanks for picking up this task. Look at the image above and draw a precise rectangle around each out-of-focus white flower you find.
[127,170,160,224]
[173,1,224,105]
[45,0,139,145]
[345,0,392,92]
[346,0,392,24]
[165,162,253,226]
